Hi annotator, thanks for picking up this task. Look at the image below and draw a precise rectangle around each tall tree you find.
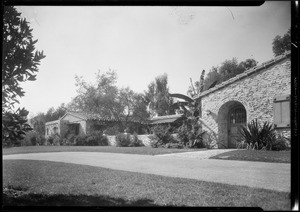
[145,73,174,117]
[67,70,123,118]
[189,58,258,94]
[119,87,150,123]
[2,6,46,146]
[30,103,68,135]
[272,28,291,57]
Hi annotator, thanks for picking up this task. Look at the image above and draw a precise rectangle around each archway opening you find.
[217,101,246,148]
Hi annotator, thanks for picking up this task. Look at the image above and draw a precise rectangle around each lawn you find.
[3,160,290,210]
[2,145,204,156]
[210,149,291,163]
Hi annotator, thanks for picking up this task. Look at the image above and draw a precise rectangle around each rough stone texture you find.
[198,57,291,148]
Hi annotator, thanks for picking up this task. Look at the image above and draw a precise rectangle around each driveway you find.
[3,151,290,192]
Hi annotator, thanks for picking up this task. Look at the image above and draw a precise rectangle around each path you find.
[3,151,290,192]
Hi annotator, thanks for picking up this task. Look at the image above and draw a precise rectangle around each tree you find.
[145,73,174,117]
[67,70,123,118]
[190,58,258,94]
[119,87,149,122]
[2,6,46,146]
[272,28,291,57]
[30,103,68,135]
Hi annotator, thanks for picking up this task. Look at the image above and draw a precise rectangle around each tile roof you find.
[150,114,185,124]
[65,111,145,123]
[193,51,291,100]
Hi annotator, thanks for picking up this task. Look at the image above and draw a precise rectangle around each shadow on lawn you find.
[3,188,174,207]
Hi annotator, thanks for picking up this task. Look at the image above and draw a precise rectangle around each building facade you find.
[194,51,291,148]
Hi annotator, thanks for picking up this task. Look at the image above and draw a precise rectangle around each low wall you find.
[106,134,153,147]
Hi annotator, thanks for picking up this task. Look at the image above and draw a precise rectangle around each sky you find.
[14,2,291,117]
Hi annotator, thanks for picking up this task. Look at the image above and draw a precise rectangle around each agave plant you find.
[238,119,276,150]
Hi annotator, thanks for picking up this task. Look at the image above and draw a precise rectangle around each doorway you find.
[227,105,246,148]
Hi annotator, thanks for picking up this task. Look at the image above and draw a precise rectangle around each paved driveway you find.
[3,151,290,192]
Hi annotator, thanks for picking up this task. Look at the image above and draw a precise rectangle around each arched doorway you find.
[217,101,247,148]
[227,105,246,148]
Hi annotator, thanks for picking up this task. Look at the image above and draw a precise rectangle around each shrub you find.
[203,132,218,149]
[129,133,144,147]
[150,125,175,148]
[46,134,61,146]
[177,118,205,148]
[268,133,290,151]
[20,130,45,146]
[115,133,131,147]
[46,136,54,145]
[239,119,276,150]
[74,135,87,146]
[86,131,109,146]
[104,125,121,135]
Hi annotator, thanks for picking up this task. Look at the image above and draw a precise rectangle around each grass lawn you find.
[210,149,291,163]
[3,160,290,210]
[2,145,205,156]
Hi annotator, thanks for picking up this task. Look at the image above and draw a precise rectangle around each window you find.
[273,94,290,128]
[229,106,246,124]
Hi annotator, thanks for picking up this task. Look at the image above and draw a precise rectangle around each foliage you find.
[188,58,258,95]
[2,6,45,146]
[30,104,67,135]
[73,132,109,146]
[272,28,291,57]
[177,117,205,148]
[149,125,175,148]
[61,133,77,146]
[2,108,32,147]
[115,133,131,147]
[203,132,218,149]
[238,119,278,150]
[267,133,290,151]
[46,134,61,146]
[103,125,121,135]
[145,73,174,117]
[67,70,123,118]
[119,87,150,123]
[129,133,144,147]
[21,131,45,146]
[67,70,149,128]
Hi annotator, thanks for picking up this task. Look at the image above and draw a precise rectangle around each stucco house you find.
[194,51,291,148]
[45,111,147,138]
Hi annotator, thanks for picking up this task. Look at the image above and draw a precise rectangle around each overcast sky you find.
[15,2,291,117]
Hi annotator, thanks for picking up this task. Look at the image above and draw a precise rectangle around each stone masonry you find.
[194,52,291,148]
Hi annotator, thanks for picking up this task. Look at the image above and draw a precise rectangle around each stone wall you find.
[198,56,291,148]
[106,134,152,146]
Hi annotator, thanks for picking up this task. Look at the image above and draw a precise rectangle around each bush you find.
[177,118,205,148]
[61,133,76,146]
[203,132,218,149]
[20,130,45,146]
[46,134,61,146]
[238,119,277,150]
[103,125,121,135]
[86,131,109,146]
[129,133,144,147]
[268,133,290,151]
[115,133,131,147]
[149,125,175,148]
[73,131,109,146]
